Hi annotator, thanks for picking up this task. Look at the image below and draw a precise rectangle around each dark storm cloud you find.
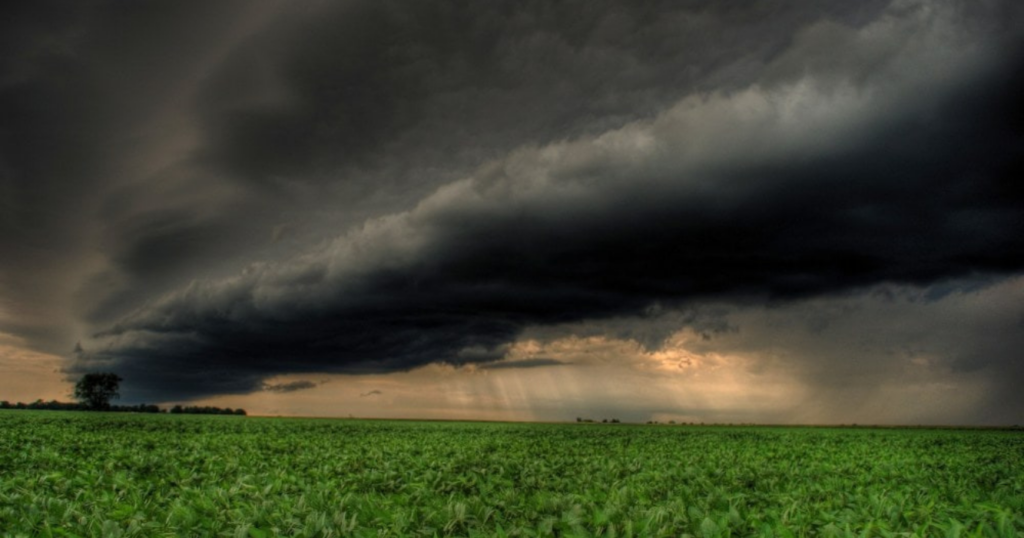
[480,359,569,370]
[196,0,889,192]
[0,0,271,350]
[6,1,1019,405]
[0,2,110,349]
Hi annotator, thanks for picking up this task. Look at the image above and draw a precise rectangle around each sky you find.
[1,0,1022,425]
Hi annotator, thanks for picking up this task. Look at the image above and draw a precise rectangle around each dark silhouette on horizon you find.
[1,373,245,415]
[74,372,122,410]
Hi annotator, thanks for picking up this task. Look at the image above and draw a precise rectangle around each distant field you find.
[1,411,1021,537]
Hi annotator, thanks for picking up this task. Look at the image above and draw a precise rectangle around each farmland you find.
[1,411,1021,537]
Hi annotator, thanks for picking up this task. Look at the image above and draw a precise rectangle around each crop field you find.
[1,411,1022,537]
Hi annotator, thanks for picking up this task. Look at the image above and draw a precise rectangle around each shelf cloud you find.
[1,1,1022,422]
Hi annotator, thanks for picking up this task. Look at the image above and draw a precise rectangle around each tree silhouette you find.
[74,373,122,410]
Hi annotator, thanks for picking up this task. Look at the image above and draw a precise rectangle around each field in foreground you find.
[1,411,1021,537]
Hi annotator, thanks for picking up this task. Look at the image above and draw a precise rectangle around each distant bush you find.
[169,405,245,416]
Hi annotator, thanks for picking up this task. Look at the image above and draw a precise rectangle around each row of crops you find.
[1,410,1021,537]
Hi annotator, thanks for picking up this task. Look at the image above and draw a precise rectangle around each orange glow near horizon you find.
[0,332,73,403]
[188,329,813,423]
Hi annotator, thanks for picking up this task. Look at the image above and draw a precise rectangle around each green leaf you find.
[701,517,721,538]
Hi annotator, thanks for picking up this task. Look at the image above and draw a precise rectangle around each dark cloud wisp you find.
[480,359,570,371]
[262,380,318,393]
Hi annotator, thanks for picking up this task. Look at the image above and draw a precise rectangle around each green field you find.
[1,411,1021,537]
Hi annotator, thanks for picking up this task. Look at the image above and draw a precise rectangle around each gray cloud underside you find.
[11,1,1021,402]
[0,1,270,344]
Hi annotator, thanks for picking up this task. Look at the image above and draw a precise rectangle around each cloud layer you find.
[1,2,1022,417]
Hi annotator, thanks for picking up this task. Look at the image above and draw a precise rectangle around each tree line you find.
[0,399,246,415]
[0,372,246,416]
[168,405,247,415]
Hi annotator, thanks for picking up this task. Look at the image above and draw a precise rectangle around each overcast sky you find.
[2,0,1022,424]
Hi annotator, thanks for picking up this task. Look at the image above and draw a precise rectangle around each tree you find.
[74,373,122,410]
